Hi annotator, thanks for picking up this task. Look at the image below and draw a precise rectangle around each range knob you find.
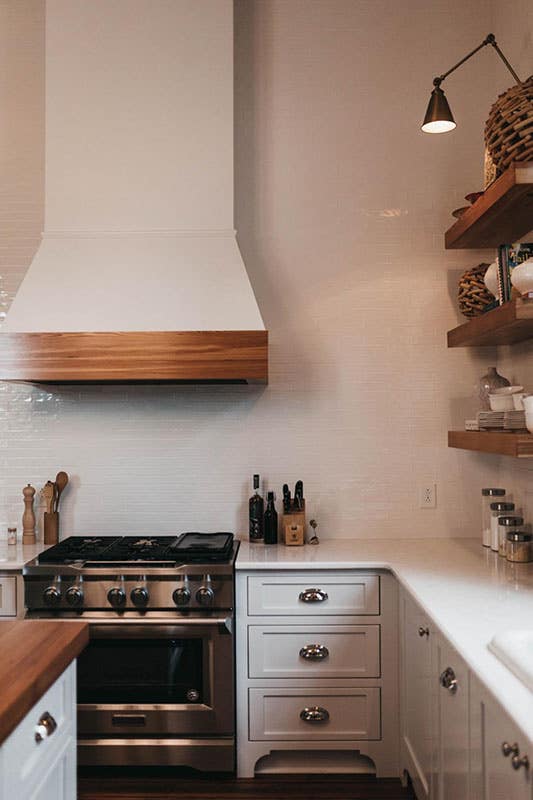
[107,587,126,608]
[196,586,215,607]
[130,586,149,608]
[65,586,84,607]
[173,587,191,606]
[43,586,61,607]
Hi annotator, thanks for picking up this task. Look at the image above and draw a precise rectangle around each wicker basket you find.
[458,263,493,318]
[484,76,533,177]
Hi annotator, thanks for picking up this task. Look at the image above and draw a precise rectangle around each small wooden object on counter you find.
[44,511,59,546]
[22,484,36,545]
[282,500,306,547]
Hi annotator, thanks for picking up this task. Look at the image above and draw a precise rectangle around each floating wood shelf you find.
[0,331,268,384]
[447,298,533,347]
[445,161,533,249]
[448,430,533,458]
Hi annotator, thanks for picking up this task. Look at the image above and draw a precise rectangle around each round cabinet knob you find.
[65,586,83,607]
[107,587,126,608]
[439,667,458,694]
[196,586,215,606]
[43,586,61,607]
[418,626,430,638]
[173,587,191,607]
[502,741,520,757]
[512,754,530,771]
[130,587,149,608]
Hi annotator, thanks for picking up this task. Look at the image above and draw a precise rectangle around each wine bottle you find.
[249,474,264,541]
[264,491,278,545]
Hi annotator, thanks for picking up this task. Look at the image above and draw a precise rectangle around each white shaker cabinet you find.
[0,661,77,800]
[400,590,533,800]
[434,637,470,800]
[470,675,532,800]
[400,591,434,800]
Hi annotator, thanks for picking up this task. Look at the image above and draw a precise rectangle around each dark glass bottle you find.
[264,491,278,545]
[249,474,264,541]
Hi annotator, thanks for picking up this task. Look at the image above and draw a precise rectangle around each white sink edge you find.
[489,630,533,693]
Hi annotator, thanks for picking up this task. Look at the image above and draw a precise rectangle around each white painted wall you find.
[1,0,522,540]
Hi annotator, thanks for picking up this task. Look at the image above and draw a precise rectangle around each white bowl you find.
[526,411,533,434]
[511,257,533,296]
[484,260,499,299]
[491,385,524,395]
[489,394,515,411]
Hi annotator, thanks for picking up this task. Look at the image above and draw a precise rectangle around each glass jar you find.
[506,532,532,563]
[482,488,506,547]
[490,502,515,551]
[497,516,523,557]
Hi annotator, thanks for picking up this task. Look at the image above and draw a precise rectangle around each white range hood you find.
[0,0,267,383]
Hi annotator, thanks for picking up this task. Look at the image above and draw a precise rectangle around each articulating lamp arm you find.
[433,33,521,89]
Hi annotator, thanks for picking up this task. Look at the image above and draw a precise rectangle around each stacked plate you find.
[504,410,528,431]
[477,411,505,430]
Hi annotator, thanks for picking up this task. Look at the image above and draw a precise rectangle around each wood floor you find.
[78,770,415,800]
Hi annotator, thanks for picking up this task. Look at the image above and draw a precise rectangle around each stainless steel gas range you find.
[24,533,238,771]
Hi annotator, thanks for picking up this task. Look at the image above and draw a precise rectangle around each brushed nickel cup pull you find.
[299,706,330,723]
[512,754,530,771]
[34,711,57,743]
[439,667,458,693]
[299,644,330,661]
[502,741,520,757]
[418,626,430,637]
[299,588,328,603]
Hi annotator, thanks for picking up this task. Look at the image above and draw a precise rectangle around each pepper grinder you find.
[22,484,36,545]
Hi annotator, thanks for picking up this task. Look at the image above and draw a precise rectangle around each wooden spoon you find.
[55,471,69,511]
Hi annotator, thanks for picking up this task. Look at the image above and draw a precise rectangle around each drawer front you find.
[249,687,381,741]
[248,625,380,679]
[0,577,17,617]
[247,573,380,616]
[2,661,76,794]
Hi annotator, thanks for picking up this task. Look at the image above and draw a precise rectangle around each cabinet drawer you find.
[249,687,381,741]
[1,661,76,794]
[248,625,380,679]
[247,573,380,616]
[0,577,16,617]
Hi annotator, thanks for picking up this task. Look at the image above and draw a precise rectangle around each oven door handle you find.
[87,617,233,634]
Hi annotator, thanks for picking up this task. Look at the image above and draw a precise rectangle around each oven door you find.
[77,617,234,738]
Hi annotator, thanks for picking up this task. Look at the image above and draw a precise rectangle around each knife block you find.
[44,512,59,545]
[282,501,305,546]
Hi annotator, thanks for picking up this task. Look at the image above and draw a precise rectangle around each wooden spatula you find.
[41,481,55,514]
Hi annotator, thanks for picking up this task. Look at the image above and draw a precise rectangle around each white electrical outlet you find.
[419,484,437,509]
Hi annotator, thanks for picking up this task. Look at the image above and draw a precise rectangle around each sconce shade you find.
[421,86,456,133]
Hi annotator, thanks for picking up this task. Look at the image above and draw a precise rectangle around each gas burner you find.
[37,533,236,565]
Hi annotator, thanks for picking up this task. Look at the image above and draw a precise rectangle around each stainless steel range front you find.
[24,534,238,770]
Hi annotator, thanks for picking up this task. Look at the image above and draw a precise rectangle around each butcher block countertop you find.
[0,620,89,745]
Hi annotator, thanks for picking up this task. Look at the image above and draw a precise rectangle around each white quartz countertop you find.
[0,541,50,571]
[236,538,533,743]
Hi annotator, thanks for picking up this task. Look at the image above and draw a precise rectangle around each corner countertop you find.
[236,538,533,743]
[0,620,89,745]
[0,541,51,571]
